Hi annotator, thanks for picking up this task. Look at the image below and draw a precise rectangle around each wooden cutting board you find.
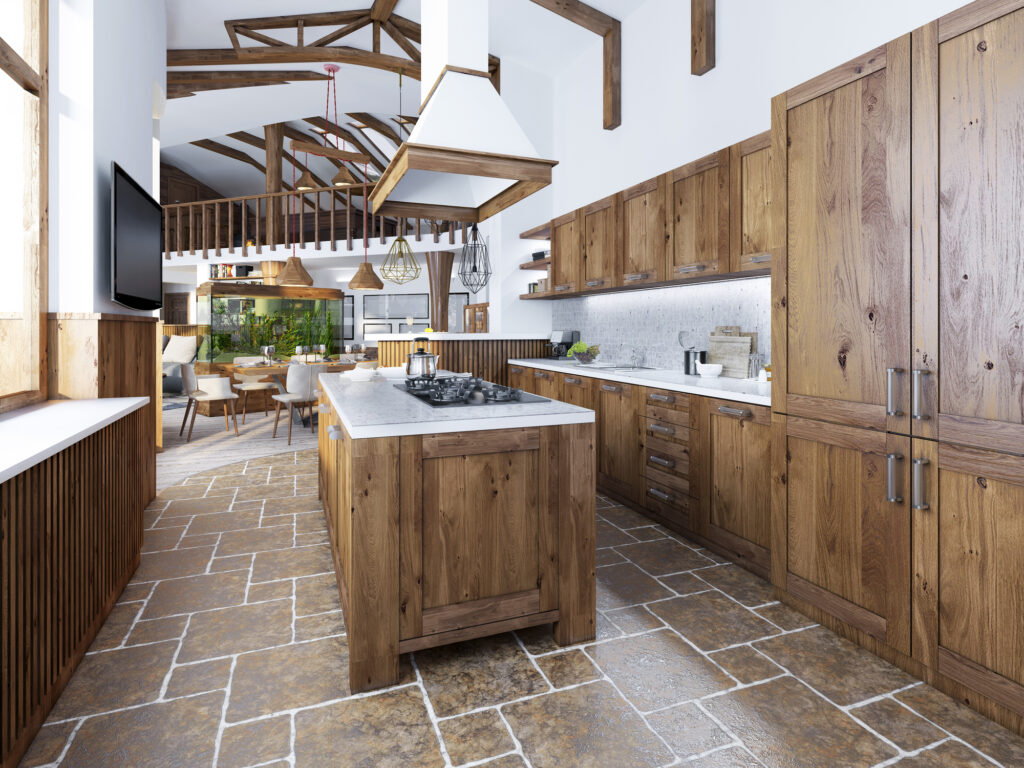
[708,334,752,378]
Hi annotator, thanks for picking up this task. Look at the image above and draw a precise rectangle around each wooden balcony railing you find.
[162,186,471,259]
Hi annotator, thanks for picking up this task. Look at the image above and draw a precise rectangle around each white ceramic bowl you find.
[695,362,723,378]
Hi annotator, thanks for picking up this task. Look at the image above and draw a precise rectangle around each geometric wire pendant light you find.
[381,231,421,284]
[458,223,491,294]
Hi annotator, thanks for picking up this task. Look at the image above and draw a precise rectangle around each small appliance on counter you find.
[684,348,708,376]
[547,330,580,359]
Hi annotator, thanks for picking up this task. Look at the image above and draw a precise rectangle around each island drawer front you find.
[641,479,692,528]
[644,417,691,448]
[646,403,691,428]
[422,428,541,458]
[644,464,690,496]
[645,388,690,414]
[643,435,691,477]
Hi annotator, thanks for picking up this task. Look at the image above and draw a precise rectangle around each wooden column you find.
[426,251,455,332]
[264,123,284,245]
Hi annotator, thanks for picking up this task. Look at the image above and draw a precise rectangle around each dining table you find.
[223,359,360,391]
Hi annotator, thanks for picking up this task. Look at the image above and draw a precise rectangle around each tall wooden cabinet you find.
[666,150,730,280]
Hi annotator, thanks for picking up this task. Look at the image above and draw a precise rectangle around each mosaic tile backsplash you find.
[549,277,771,371]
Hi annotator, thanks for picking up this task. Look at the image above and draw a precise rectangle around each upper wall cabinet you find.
[912,5,1024,453]
[620,176,667,287]
[666,149,730,281]
[581,194,622,291]
[729,132,781,272]
[772,35,912,433]
[550,210,582,295]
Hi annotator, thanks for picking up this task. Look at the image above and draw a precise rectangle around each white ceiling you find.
[160,0,643,200]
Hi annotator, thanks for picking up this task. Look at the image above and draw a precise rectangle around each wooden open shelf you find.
[519,257,550,271]
[519,291,556,300]
[208,276,264,282]
[519,222,551,240]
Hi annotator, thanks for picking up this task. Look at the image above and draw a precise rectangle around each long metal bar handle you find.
[749,253,772,264]
[649,393,675,403]
[534,371,551,379]
[585,279,604,287]
[886,453,904,503]
[676,264,706,274]
[649,423,675,436]
[912,458,930,510]
[624,273,649,282]
[565,377,582,385]
[886,367,904,416]
[912,370,931,420]
[648,455,676,469]
[647,487,673,502]
[717,406,749,419]
[601,384,622,393]
[554,284,572,292]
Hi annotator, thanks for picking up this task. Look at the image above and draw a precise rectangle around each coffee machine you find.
[547,330,580,359]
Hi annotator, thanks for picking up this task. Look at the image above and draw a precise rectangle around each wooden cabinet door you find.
[620,176,667,286]
[911,440,1024,717]
[560,373,594,410]
[596,380,642,502]
[774,36,912,434]
[700,398,771,579]
[912,7,1024,453]
[530,368,560,400]
[581,195,621,290]
[777,415,911,655]
[729,131,780,273]
[508,364,531,392]
[550,211,582,295]
[667,149,730,281]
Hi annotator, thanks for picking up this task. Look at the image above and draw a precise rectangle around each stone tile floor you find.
[18,449,1024,767]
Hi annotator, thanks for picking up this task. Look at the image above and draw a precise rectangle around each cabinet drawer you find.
[641,478,692,523]
[643,435,691,476]
[646,403,690,427]
[644,465,690,496]
[644,418,691,446]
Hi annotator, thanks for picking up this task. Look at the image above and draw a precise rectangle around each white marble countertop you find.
[507,359,772,406]
[318,372,594,439]
[366,332,551,342]
[0,397,150,483]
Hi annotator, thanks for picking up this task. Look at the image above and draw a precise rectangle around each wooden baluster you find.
[379,214,386,244]
[346,190,352,251]
[189,205,195,255]
[255,198,262,255]
[449,221,455,245]
[299,192,306,248]
[214,202,221,258]
[176,208,183,257]
[330,190,336,251]
[228,203,234,255]
[462,222,468,244]
[314,191,320,249]
[242,202,248,257]
[433,221,439,244]
[415,218,421,242]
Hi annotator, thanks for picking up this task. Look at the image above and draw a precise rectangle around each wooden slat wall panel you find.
[378,340,547,386]
[1,408,149,768]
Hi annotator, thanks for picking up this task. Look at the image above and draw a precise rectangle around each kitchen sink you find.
[607,366,656,372]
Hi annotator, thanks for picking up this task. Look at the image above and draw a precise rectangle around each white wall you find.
[550,0,969,213]
[49,0,166,314]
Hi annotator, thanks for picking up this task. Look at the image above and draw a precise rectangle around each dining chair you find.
[180,363,240,443]
[272,364,323,445]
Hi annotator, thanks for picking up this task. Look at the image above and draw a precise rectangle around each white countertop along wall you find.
[509,359,771,407]
[318,372,593,439]
[366,333,552,342]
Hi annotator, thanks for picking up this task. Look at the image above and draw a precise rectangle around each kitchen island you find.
[317,373,596,693]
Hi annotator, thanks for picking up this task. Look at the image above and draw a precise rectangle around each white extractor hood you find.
[369,0,556,223]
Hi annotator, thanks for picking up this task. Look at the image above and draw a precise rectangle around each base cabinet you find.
[596,380,643,502]
[697,398,771,579]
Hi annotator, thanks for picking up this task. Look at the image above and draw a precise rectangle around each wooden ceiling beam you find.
[168,70,330,85]
[0,36,41,95]
[528,0,620,129]
[308,14,372,48]
[691,0,715,75]
[348,112,401,147]
[224,10,366,31]
[167,46,420,79]
[303,117,388,174]
[381,19,420,62]
[189,138,318,210]
[234,26,287,48]
[289,139,371,164]
[369,0,400,22]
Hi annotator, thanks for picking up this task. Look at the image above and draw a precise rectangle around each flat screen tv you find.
[111,161,162,310]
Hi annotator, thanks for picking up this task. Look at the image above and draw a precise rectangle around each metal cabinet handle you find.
[647,487,673,503]
[912,458,930,510]
[648,455,676,469]
[601,384,622,393]
[554,284,572,292]
[585,279,604,287]
[624,273,649,282]
[912,370,931,420]
[748,253,772,264]
[676,264,706,274]
[648,393,675,404]
[886,367,904,416]
[564,377,582,385]
[649,423,675,436]
[886,453,904,503]
[327,425,342,441]
[510,367,524,374]
[717,406,749,419]
[534,371,551,379]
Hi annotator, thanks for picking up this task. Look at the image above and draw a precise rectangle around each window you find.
[0,0,47,413]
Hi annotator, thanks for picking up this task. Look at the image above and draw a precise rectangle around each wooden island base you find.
[318,404,596,692]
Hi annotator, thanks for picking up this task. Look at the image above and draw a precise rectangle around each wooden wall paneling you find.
[346,435,400,692]
[728,131,780,272]
[666,150,730,280]
[769,94,788,415]
[621,176,667,286]
[1,409,146,768]
[581,194,622,290]
[554,422,596,645]
[551,210,582,294]
[379,340,547,386]
[782,36,912,435]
